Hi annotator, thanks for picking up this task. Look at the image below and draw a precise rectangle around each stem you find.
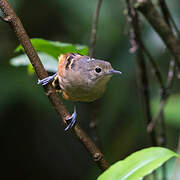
[0,0,109,171]
[147,60,175,137]
[89,0,102,57]
[142,43,165,90]
[89,0,103,146]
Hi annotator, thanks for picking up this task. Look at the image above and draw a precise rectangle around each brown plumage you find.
[38,53,121,130]
[55,53,121,102]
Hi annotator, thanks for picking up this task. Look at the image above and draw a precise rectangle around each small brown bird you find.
[38,53,121,130]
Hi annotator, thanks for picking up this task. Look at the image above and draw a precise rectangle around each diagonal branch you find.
[158,0,180,38]
[135,0,180,69]
[158,0,171,26]
[0,0,109,171]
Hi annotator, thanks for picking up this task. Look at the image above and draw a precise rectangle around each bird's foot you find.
[65,106,77,131]
[38,72,57,86]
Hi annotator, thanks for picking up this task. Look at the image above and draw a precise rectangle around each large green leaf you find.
[10,52,58,73]
[15,38,88,58]
[98,147,179,180]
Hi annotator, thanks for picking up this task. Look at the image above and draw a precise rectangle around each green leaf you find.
[98,147,179,180]
[15,38,88,58]
[10,52,58,73]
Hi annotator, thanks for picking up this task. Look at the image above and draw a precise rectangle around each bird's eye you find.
[95,67,102,73]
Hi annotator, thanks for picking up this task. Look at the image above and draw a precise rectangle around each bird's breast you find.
[58,75,108,102]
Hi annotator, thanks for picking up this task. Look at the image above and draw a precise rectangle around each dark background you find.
[0,0,180,179]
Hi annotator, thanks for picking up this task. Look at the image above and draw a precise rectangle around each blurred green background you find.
[0,0,180,179]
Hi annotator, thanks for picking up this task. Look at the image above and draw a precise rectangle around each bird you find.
[38,53,121,130]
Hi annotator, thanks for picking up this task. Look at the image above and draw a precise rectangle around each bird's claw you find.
[65,106,77,131]
[38,72,57,86]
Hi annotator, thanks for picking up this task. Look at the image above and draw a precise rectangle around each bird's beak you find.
[106,69,122,75]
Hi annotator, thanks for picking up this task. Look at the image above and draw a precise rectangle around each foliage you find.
[98,147,179,180]
[10,52,58,73]
[15,38,88,58]
[10,38,88,73]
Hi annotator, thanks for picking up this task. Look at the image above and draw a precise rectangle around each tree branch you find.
[126,0,157,146]
[89,0,102,57]
[135,0,180,69]
[158,0,171,26]
[143,4,176,178]
[89,0,103,146]
[158,0,180,38]
[146,0,176,137]
[0,0,109,171]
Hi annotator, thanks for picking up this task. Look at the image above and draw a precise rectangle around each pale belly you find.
[58,74,110,102]
[62,85,106,102]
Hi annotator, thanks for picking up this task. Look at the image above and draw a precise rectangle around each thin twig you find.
[147,60,175,133]
[88,101,102,146]
[169,16,180,39]
[141,43,165,90]
[89,0,103,145]
[89,0,102,57]
[0,0,109,171]
[126,0,157,146]
[135,0,180,69]
[166,60,175,88]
